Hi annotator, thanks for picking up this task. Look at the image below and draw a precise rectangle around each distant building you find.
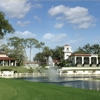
[0,52,16,66]
[63,44,73,60]
[63,44,99,67]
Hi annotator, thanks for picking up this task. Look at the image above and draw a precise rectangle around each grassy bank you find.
[0,66,29,73]
[0,78,100,100]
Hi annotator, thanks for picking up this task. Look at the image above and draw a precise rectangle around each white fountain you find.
[45,56,58,82]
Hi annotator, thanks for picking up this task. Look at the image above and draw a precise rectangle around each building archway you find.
[76,57,82,64]
[84,57,89,64]
[91,57,96,64]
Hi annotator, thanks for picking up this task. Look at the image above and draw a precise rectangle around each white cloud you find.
[54,23,64,29]
[0,31,36,45]
[48,5,66,16]
[34,15,41,22]
[14,31,36,38]
[43,33,55,40]
[17,21,30,27]
[0,0,31,18]
[5,31,36,40]
[56,16,64,20]
[43,33,67,43]
[48,5,96,29]
[33,3,42,8]
[67,38,85,45]
[68,40,78,44]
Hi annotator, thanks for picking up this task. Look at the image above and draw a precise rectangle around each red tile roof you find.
[70,54,91,57]
[65,44,69,46]
[0,57,15,60]
[0,52,6,54]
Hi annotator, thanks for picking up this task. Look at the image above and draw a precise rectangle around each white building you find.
[63,44,99,67]
[0,52,16,66]
[63,44,73,60]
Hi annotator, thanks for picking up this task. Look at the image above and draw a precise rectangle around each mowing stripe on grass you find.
[0,78,100,100]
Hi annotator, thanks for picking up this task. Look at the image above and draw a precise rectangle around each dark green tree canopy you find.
[0,12,15,39]
[74,44,100,54]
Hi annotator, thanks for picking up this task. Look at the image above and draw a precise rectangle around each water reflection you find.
[23,75,100,91]
[62,80,100,90]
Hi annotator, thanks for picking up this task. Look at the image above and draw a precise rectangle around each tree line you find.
[33,46,64,65]
[0,11,45,65]
[1,11,100,66]
[0,12,14,38]
[0,37,45,65]
[34,43,100,66]
[74,44,100,54]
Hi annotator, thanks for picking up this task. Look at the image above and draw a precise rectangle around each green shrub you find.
[1,69,12,71]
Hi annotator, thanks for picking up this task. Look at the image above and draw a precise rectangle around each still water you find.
[22,75,100,91]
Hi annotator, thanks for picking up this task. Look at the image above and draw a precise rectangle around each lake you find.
[22,75,100,91]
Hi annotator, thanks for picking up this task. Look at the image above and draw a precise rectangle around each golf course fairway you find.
[0,78,100,100]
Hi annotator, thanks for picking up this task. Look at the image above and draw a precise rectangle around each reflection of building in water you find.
[63,44,99,67]
[0,52,16,66]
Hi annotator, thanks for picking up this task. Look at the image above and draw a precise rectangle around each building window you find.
[67,48,69,50]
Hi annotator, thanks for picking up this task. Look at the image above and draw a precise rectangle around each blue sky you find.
[0,0,100,60]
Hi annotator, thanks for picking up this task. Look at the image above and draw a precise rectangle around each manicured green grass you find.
[0,66,29,73]
[0,78,100,100]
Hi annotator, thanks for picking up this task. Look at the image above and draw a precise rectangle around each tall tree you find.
[83,44,91,54]
[21,38,28,59]
[33,52,45,65]
[0,12,15,39]
[8,37,27,65]
[0,44,10,54]
[52,46,63,60]
[8,37,22,50]
[26,38,39,61]
[43,46,52,64]
[91,44,100,54]
[73,47,85,54]
[35,42,45,51]
[74,44,100,54]
[74,44,91,54]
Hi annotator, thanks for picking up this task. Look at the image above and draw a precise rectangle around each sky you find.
[0,0,100,60]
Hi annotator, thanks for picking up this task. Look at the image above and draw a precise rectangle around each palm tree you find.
[91,44,100,54]
[53,46,63,60]
[43,46,52,65]
[34,52,45,66]
[83,44,91,54]
[74,47,86,54]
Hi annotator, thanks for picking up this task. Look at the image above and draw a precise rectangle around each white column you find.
[82,56,84,64]
[89,57,91,65]
[75,56,76,64]
[3,60,4,66]
[14,61,16,66]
